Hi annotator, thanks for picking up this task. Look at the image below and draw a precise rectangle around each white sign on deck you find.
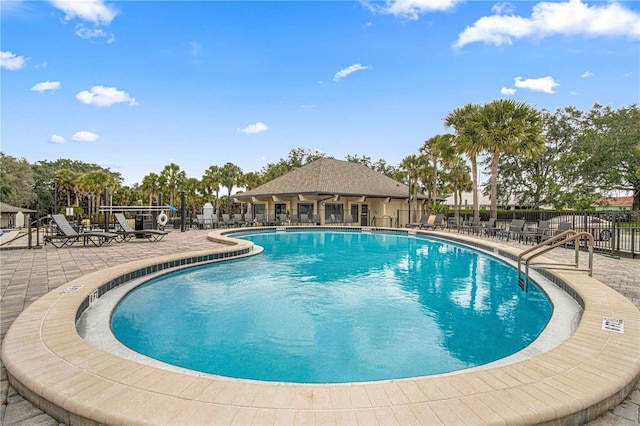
[60,285,84,295]
[602,317,624,333]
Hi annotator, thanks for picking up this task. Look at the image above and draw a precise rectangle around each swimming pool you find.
[111,230,552,383]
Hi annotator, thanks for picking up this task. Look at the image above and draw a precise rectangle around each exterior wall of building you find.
[245,197,422,227]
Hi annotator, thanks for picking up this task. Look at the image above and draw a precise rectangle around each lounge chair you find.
[211,215,220,228]
[255,213,266,226]
[290,214,299,225]
[312,214,320,225]
[233,213,243,226]
[299,213,309,225]
[266,214,277,226]
[114,213,168,242]
[45,214,119,248]
[406,215,431,228]
[243,214,253,226]
[422,214,444,230]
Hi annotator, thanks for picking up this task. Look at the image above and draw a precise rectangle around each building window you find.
[253,204,266,217]
[297,203,314,216]
[324,203,344,223]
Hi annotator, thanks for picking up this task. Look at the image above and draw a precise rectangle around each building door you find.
[360,204,369,226]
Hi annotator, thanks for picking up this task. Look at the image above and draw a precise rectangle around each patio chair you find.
[422,214,445,230]
[45,214,119,248]
[485,218,502,238]
[312,214,321,225]
[233,213,243,226]
[222,214,234,227]
[502,219,526,242]
[290,214,299,225]
[299,213,309,225]
[344,214,355,225]
[114,213,167,242]
[211,215,220,228]
[276,214,288,226]
[255,213,266,226]
[243,214,253,226]
[523,220,551,245]
[406,215,431,228]
[266,214,277,226]
[541,222,572,243]
[461,217,480,234]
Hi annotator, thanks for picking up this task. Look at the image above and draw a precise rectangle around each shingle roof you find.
[0,202,37,213]
[593,196,634,206]
[236,158,421,199]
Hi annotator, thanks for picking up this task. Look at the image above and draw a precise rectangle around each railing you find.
[517,230,594,293]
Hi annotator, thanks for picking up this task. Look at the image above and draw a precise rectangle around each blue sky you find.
[2,0,639,186]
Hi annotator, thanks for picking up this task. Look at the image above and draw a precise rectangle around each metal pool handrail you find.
[517,230,594,292]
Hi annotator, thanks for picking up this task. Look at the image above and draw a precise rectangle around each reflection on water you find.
[112,231,552,383]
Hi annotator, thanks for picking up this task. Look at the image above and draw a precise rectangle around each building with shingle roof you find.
[234,158,429,226]
[0,202,36,229]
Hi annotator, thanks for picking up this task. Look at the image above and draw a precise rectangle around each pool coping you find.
[2,227,639,425]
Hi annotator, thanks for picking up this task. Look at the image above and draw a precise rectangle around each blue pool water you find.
[111,231,552,383]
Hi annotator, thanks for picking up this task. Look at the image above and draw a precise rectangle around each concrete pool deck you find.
[1,227,639,425]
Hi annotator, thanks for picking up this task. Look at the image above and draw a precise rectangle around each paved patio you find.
[1,228,638,425]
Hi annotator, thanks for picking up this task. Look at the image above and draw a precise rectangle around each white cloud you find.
[300,104,316,109]
[0,51,26,70]
[238,122,268,134]
[581,71,593,78]
[72,131,100,142]
[333,64,370,82]
[371,0,463,20]
[501,87,516,95]
[49,134,65,144]
[454,0,640,49]
[31,81,61,93]
[75,25,115,43]
[514,76,559,94]
[76,85,138,107]
[49,0,118,25]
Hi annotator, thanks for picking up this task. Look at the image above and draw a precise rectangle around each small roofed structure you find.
[234,158,429,226]
[0,202,36,229]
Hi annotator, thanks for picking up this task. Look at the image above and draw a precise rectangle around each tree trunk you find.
[471,156,479,219]
[491,151,499,219]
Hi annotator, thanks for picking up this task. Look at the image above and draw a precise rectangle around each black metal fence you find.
[446,210,639,259]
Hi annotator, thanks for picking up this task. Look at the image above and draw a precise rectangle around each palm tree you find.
[398,154,430,222]
[221,162,243,211]
[141,173,160,206]
[159,163,186,207]
[469,99,544,218]
[54,168,80,208]
[420,133,456,202]
[444,103,483,219]
[201,165,224,209]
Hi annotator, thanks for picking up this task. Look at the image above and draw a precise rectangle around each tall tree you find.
[469,99,544,218]
[444,103,483,219]
[570,103,640,209]
[141,173,160,206]
[420,134,455,201]
[159,163,186,207]
[201,165,224,207]
[221,162,243,209]
[0,153,36,207]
